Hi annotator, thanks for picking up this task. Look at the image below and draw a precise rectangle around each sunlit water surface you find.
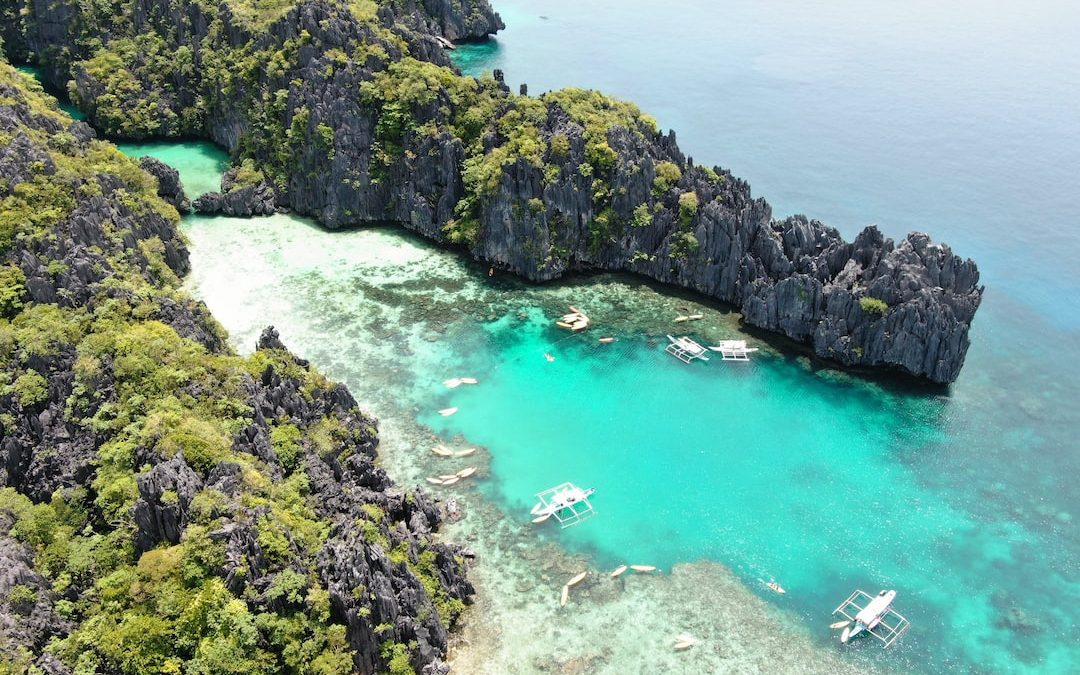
[85,0,1080,669]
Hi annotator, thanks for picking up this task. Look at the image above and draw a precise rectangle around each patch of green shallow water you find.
[183,213,1078,674]
[15,65,84,120]
[116,140,229,198]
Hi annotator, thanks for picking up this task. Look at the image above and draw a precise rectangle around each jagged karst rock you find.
[132,455,204,551]
[194,165,277,216]
[139,155,190,212]
[0,535,71,664]
[0,66,473,673]
[13,0,981,381]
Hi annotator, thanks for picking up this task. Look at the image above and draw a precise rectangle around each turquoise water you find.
[180,211,1079,673]
[15,65,84,120]
[15,2,1080,669]
[116,141,229,198]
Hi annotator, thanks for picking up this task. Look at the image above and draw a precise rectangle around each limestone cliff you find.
[0,65,469,674]
[12,0,982,382]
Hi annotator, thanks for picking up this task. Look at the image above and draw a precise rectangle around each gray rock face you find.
[193,166,277,216]
[132,456,204,551]
[0,534,71,666]
[0,67,472,674]
[139,155,190,212]
[15,0,979,384]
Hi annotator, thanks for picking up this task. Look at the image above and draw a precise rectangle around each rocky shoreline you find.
[0,65,469,674]
[9,0,982,383]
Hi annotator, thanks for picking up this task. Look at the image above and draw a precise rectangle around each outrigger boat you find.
[832,589,910,648]
[665,335,710,364]
[707,340,758,361]
[530,482,597,528]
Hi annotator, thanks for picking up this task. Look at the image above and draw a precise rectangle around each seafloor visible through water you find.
[18,0,1075,669]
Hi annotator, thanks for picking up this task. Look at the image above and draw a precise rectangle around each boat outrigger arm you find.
[530,482,597,528]
[833,589,910,648]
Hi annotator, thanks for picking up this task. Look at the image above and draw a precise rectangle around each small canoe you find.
[571,322,589,331]
[562,313,583,322]
[438,407,458,416]
[425,477,444,485]
[630,565,656,573]
[567,572,588,587]
[442,476,460,485]
[830,620,851,630]
[432,444,454,457]
[766,582,786,594]
[443,378,462,388]
[673,641,693,651]
[439,474,459,481]
[560,585,569,607]
[532,513,552,523]
[459,377,478,385]
[610,565,628,578]
[675,634,696,644]
[598,337,615,343]
[687,314,704,320]
[456,467,477,478]
[569,306,582,314]
[556,321,573,329]
[840,626,851,644]
[455,448,476,457]
[674,316,689,323]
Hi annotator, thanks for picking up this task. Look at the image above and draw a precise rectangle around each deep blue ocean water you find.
[62,0,1080,669]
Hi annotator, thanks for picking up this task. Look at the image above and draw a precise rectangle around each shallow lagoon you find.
[102,0,1080,666]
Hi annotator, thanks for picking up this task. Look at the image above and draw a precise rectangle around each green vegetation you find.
[0,64,462,673]
[678,191,700,226]
[859,296,889,315]
[653,161,682,194]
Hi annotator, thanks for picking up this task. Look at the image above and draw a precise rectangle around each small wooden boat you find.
[425,477,443,485]
[456,467,477,478]
[570,321,589,331]
[567,572,588,587]
[432,444,454,457]
[455,447,476,457]
[840,626,852,644]
[439,474,458,481]
[630,565,656,573]
[830,620,851,630]
[531,513,552,523]
[438,407,458,416]
[442,476,460,485]
[598,337,615,343]
[560,585,569,607]
[443,378,462,388]
[673,641,693,651]
[687,313,703,320]
[569,306,582,314]
[674,316,689,323]
[562,313,583,322]
[766,581,786,594]
[556,321,573,329]
[610,565,628,578]
[459,377,478,385]
[675,634,696,644]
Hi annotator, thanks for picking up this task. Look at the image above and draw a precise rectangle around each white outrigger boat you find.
[832,589,910,648]
[665,335,710,364]
[530,482,596,528]
[707,340,758,361]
